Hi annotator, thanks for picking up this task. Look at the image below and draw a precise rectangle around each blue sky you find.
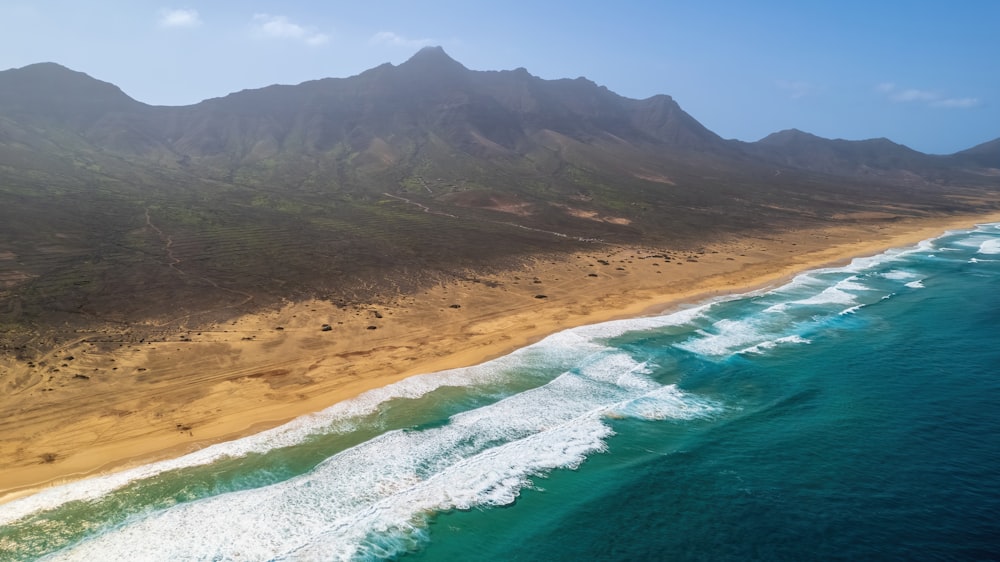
[1,1,997,154]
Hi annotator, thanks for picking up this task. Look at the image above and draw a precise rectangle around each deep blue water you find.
[2,223,999,561]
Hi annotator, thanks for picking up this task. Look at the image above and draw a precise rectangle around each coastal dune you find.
[2,212,1000,503]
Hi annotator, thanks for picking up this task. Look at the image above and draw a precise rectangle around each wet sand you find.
[3,212,1000,504]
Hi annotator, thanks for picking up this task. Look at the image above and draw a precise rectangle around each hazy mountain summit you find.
[0,62,142,117]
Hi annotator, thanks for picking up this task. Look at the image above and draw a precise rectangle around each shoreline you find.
[3,211,1000,505]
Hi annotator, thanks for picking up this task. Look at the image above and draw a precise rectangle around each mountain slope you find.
[738,128,999,187]
[747,129,929,171]
[0,62,143,123]
[953,137,1000,168]
[0,48,997,337]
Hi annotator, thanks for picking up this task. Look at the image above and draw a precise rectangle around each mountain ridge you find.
[3,52,995,157]
[1,48,997,204]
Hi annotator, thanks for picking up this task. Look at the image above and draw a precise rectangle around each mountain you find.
[747,129,930,172]
[0,48,997,335]
[739,128,986,186]
[136,46,736,185]
[2,48,993,189]
[0,62,143,123]
[953,137,1000,169]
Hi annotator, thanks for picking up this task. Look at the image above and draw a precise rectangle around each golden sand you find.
[3,212,1000,504]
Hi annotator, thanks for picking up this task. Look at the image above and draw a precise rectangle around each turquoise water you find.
[3,223,1000,561]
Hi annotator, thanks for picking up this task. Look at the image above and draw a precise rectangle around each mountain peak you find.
[954,137,1000,166]
[13,61,74,74]
[956,137,1000,156]
[0,62,140,116]
[2,61,107,88]
[411,45,449,58]
[401,46,466,71]
[755,129,824,146]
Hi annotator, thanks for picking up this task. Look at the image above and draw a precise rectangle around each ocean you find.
[2,223,999,561]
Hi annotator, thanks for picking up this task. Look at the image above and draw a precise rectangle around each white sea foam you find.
[575,352,657,389]
[41,349,721,561]
[677,255,930,358]
[675,318,770,358]
[676,280,857,357]
[46,417,618,561]
[978,238,1000,255]
[905,279,925,289]
[768,273,824,298]
[739,335,811,355]
[952,233,1000,253]
[834,276,875,292]
[792,286,857,307]
[607,384,722,421]
[841,244,921,273]
[723,227,960,316]
[565,301,712,342]
[839,304,865,315]
[767,275,866,311]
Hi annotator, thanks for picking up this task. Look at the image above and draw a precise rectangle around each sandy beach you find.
[3,211,1000,504]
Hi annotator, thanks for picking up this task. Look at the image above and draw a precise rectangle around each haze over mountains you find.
[1,46,998,336]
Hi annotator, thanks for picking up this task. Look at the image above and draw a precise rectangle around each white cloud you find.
[890,88,938,103]
[159,8,202,28]
[252,14,329,46]
[931,97,981,108]
[776,80,818,100]
[876,82,980,109]
[369,31,434,49]
[304,34,330,46]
